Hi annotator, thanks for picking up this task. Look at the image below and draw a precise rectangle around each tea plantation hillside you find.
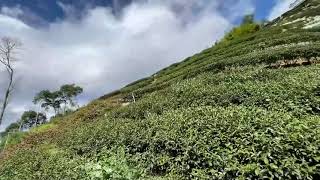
[1,0,320,179]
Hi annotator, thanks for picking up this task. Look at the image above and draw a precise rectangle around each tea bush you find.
[83,147,144,179]
[1,4,320,179]
[0,148,87,180]
[2,63,320,179]
[41,106,320,179]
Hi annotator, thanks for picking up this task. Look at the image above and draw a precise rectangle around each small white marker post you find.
[131,93,136,103]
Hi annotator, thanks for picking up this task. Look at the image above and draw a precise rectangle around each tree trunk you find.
[0,67,13,125]
[19,120,23,131]
[0,37,20,126]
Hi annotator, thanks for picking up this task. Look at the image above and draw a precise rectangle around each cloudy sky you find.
[0,0,296,131]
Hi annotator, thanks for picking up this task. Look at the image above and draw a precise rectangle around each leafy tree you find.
[33,84,83,115]
[60,84,83,107]
[20,111,47,129]
[5,122,20,132]
[33,90,65,114]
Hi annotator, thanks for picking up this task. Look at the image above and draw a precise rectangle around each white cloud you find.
[0,1,253,131]
[0,14,30,32]
[268,0,297,20]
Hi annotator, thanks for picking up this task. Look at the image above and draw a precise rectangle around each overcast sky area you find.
[0,0,296,131]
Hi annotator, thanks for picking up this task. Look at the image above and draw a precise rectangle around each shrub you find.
[0,132,26,151]
[0,148,87,180]
[83,147,144,179]
[220,23,261,45]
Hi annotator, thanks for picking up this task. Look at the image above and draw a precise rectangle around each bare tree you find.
[0,37,21,125]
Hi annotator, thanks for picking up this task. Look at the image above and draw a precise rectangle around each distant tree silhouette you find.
[20,111,47,129]
[33,84,83,115]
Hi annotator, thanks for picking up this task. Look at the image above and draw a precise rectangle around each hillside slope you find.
[1,0,320,179]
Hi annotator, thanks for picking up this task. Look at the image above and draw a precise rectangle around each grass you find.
[29,123,58,134]
[0,132,26,152]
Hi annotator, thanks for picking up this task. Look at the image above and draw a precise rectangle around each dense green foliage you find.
[0,123,19,137]
[221,23,260,43]
[0,122,22,151]
[1,1,320,179]
[0,131,25,152]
